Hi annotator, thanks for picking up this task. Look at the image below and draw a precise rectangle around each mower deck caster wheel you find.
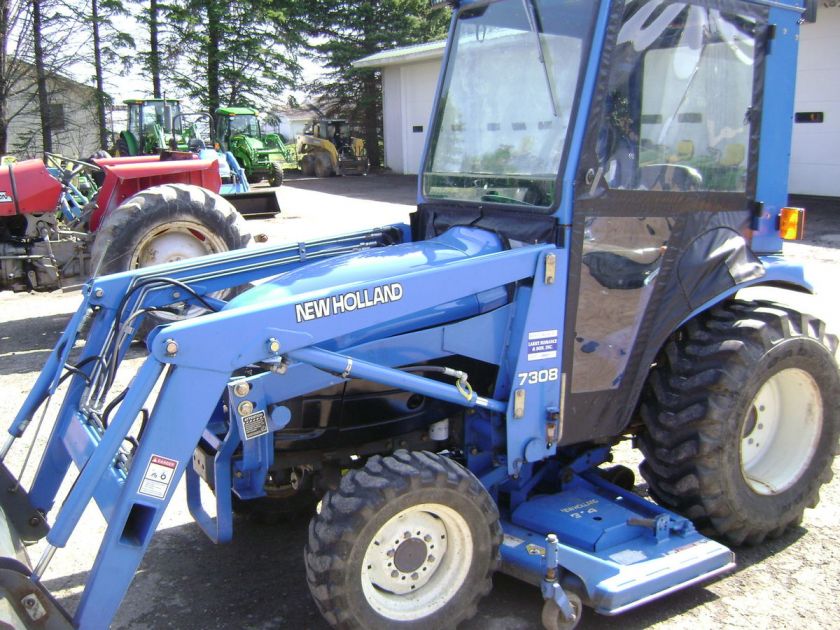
[541,591,582,630]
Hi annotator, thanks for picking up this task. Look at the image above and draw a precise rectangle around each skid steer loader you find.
[0,0,835,628]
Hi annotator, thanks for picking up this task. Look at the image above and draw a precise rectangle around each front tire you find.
[639,300,840,546]
[269,162,284,187]
[305,450,501,629]
[90,184,251,336]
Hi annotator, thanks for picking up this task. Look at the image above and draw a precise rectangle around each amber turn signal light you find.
[779,207,805,240]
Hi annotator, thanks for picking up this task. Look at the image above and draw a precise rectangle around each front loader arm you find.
[0,222,556,628]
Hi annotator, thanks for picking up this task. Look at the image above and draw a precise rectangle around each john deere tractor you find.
[214,106,296,187]
[116,98,197,156]
[297,118,369,177]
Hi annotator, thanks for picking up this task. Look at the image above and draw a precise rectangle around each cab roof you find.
[217,106,258,116]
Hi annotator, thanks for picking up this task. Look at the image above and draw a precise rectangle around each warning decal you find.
[138,454,178,499]
[527,329,558,361]
[240,410,269,440]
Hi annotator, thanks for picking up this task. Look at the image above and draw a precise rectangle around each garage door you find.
[789,9,840,197]
[402,61,441,175]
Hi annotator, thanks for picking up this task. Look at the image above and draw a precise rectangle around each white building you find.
[5,63,102,159]
[354,11,839,199]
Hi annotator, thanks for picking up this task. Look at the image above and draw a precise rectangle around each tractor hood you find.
[225,227,510,350]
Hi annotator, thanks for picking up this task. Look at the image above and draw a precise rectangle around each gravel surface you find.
[0,178,838,629]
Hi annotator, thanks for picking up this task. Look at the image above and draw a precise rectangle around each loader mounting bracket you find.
[0,462,49,544]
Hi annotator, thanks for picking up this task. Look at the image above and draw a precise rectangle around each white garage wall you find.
[789,9,840,197]
[382,60,442,175]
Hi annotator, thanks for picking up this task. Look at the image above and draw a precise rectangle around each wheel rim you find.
[130,220,228,268]
[361,503,473,621]
[130,220,229,320]
[740,367,823,495]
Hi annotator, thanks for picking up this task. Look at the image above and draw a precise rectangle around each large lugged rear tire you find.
[90,184,250,334]
[638,300,840,546]
[305,450,501,629]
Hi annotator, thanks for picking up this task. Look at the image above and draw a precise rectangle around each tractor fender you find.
[675,255,812,329]
[117,131,139,156]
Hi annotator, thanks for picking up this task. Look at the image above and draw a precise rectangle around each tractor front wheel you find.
[639,300,840,546]
[269,162,284,187]
[305,450,501,629]
[314,153,332,178]
[90,184,250,337]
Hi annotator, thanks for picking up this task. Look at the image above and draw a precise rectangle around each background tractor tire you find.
[305,450,501,629]
[314,154,332,178]
[90,183,251,337]
[269,162,284,187]
[116,136,131,157]
[638,300,840,546]
[300,156,316,177]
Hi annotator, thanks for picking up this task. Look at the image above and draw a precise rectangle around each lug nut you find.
[423,534,432,543]
[427,555,435,563]
[164,339,178,356]
[386,549,395,557]
[391,570,399,578]
[233,381,250,397]
[238,400,254,416]
[411,572,419,580]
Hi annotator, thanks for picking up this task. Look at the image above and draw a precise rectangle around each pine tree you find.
[307,0,449,168]
[163,0,307,114]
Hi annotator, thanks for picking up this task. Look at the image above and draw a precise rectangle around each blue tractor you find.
[0,0,834,628]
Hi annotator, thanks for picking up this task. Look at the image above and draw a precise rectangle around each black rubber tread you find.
[269,162,284,187]
[115,136,130,157]
[314,152,333,178]
[300,156,315,177]
[90,184,251,336]
[638,299,840,546]
[305,449,502,629]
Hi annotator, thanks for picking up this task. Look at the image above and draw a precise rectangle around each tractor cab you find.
[215,107,262,149]
[119,98,184,156]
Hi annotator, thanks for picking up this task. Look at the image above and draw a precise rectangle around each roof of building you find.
[352,40,446,69]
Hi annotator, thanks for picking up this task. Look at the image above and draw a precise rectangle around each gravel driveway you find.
[0,177,838,629]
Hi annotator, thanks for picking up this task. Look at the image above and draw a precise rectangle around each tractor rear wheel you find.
[116,136,130,157]
[90,183,250,337]
[638,300,840,546]
[269,162,284,187]
[305,450,501,629]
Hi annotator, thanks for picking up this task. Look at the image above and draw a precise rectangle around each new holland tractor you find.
[215,106,296,187]
[0,0,835,628]
[297,117,369,177]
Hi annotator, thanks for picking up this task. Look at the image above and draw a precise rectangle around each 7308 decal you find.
[517,368,559,386]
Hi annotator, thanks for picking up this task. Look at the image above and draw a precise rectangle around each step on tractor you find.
[297,117,369,177]
[215,106,297,187]
[0,0,835,628]
[0,150,277,326]
[116,98,199,156]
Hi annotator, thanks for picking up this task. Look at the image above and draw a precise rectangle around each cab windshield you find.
[228,115,261,138]
[423,0,598,209]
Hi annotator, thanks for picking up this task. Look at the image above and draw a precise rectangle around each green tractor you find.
[116,98,198,156]
[214,106,296,187]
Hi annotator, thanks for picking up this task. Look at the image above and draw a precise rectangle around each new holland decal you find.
[295,282,403,322]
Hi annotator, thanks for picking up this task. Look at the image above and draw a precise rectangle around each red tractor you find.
[0,152,254,297]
